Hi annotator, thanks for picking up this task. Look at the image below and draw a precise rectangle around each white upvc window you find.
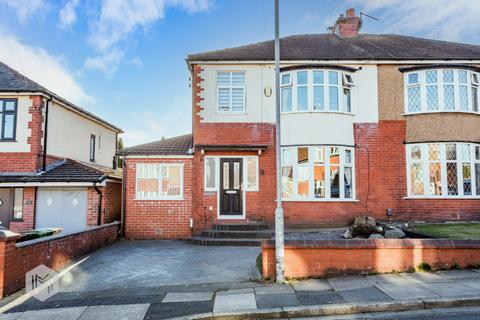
[405,68,480,114]
[280,69,354,114]
[281,145,355,201]
[203,156,258,191]
[136,163,183,200]
[406,142,480,198]
[217,71,246,113]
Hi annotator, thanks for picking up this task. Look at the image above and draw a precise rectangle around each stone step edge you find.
[169,296,480,320]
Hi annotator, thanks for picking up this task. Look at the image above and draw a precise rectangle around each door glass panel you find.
[233,162,240,189]
[223,162,229,189]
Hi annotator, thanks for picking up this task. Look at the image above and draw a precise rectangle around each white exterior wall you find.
[47,102,117,167]
[0,96,32,153]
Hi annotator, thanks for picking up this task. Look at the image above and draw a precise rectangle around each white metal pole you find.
[274,0,285,283]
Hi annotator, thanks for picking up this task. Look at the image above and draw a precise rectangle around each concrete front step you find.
[212,223,270,231]
[201,229,274,239]
[191,237,263,246]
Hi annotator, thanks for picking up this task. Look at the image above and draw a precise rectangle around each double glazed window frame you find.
[404,68,480,114]
[216,71,246,113]
[406,142,480,198]
[280,69,355,114]
[281,145,356,201]
[0,99,18,141]
[204,156,259,192]
[135,163,184,200]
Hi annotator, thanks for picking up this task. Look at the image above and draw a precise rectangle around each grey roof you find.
[0,159,116,183]
[188,34,480,61]
[118,134,193,156]
[0,62,123,133]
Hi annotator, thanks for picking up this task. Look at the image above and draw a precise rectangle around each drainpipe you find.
[42,97,52,172]
[121,158,126,238]
[93,183,103,226]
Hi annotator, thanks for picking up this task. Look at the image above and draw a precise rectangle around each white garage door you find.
[36,188,88,234]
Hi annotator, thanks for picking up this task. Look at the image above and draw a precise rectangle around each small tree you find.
[117,137,125,168]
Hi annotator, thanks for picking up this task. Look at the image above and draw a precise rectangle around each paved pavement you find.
[57,240,261,292]
[3,268,480,319]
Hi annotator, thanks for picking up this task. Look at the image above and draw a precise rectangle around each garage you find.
[36,188,88,234]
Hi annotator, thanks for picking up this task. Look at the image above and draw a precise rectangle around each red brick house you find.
[0,62,123,234]
[120,9,480,240]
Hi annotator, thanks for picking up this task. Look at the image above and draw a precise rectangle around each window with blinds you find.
[217,71,246,112]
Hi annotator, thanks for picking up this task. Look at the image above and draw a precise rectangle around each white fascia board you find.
[123,155,193,159]
[189,60,480,65]
[0,182,103,187]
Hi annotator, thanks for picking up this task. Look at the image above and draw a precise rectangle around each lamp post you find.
[274,0,284,283]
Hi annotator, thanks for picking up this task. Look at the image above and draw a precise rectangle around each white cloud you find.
[0,0,49,23]
[86,0,212,75]
[84,49,123,76]
[59,0,80,29]
[121,95,191,147]
[351,0,480,41]
[128,57,143,67]
[0,34,94,106]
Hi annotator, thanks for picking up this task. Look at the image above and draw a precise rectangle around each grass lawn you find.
[408,223,480,239]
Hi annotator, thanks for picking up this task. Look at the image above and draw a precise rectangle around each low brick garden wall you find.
[262,239,480,279]
[0,222,120,298]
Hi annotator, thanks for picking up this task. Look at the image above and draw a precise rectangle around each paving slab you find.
[255,284,295,295]
[399,272,451,284]
[216,288,254,296]
[327,276,373,291]
[374,283,438,300]
[367,274,415,285]
[419,282,478,297]
[255,293,300,309]
[295,291,346,306]
[213,293,257,313]
[162,292,213,303]
[79,304,149,320]
[437,270,480,280]
[290,279,332,292]
[337,287,392,303]
[0,314,21,320]
[144,301,213,320]
[17,307,87,320]
[459,278,480,290]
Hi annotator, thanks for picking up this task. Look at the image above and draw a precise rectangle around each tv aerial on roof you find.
[360,12,379,22]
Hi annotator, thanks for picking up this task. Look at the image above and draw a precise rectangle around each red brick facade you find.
[124,158,194,239]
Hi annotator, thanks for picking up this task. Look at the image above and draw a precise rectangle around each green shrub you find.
[417,262,432,271]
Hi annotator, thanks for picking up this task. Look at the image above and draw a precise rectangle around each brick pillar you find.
[0,231,21,298]
[28,95,45,171]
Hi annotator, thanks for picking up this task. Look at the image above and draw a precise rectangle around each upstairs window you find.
[405,69,480,114]
[89,134,96,162]
[281,69,354,113]
[217,71,246,113]
[0,99,17,141]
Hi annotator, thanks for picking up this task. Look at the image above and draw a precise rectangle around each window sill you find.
[403,196,480,200]
[0,140,17,142]
[402,110,480,117]
[281,110,354,116]
[282,198,359,202]
[215,111,247,115]
[134,197,184,201]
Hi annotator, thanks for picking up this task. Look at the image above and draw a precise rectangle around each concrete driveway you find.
[59,240,261,292]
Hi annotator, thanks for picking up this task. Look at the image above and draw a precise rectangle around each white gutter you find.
[0,181,106,187]
[188,59,480,65]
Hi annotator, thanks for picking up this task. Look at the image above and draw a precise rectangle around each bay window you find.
[407,142,480,198]
[282,146,355,200]
[405,68,480,114]
[281,69,354,113]
[136,163,183,200]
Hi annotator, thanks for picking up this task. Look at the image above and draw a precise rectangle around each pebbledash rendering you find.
[119,9,480,240]
[0,62,123,234]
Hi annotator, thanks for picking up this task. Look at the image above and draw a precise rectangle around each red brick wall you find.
[124,158,193,239]
[262,239,480,279]
[0,96,44,173]
[0,222,119,298]
[102,182,122,224]
[9,187,36,233]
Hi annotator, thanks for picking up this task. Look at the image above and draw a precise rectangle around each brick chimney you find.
[334,8,362,37]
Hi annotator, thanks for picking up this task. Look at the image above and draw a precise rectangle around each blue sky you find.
[0,0,478,146]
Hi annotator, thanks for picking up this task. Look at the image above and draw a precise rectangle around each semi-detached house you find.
[0,62,123,234]
[119,9,480,240]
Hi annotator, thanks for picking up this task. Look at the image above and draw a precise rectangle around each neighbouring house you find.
[119,9,480,240]
[0,61,123,234]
